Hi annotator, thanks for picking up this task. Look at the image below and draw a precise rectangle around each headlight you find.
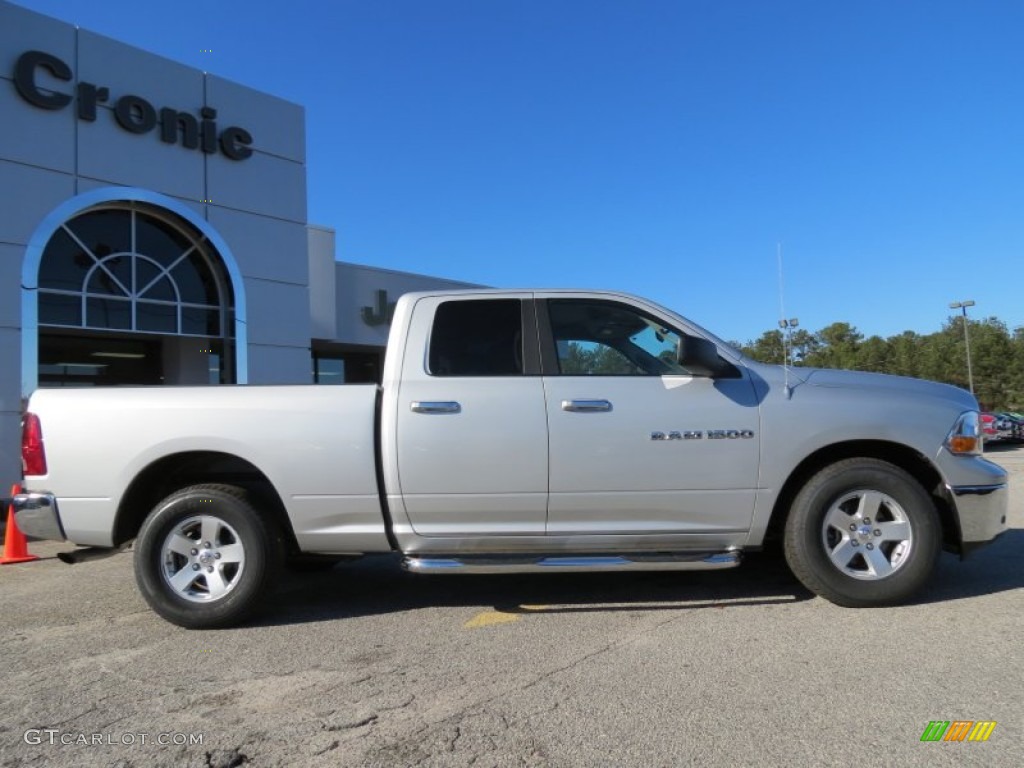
[945,411,982,456]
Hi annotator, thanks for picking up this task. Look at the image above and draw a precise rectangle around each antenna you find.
[777,242,786,326]
[777,243,798,399]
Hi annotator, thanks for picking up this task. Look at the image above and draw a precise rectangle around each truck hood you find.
[794,367,977,410]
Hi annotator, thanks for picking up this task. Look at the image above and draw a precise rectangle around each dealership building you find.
[0,0,475,481]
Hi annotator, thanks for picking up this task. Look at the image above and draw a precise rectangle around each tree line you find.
[731,317,1024,411]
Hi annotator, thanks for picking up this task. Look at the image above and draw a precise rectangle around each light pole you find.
[949,300,975,394]
[778,317,799,367]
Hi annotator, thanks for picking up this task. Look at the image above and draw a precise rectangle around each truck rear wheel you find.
[783,458,940,607]
[134,484,281,629]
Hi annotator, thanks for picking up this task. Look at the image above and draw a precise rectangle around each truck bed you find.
[28,385,390,552]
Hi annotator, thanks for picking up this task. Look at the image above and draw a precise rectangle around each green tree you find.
[965,317,1014,410]
[806,322,863,369]
[856,336,891,373]
[740,330,785,364]
[887,331,923,378]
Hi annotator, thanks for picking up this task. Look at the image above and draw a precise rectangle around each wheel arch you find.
[765,440,960,553]
[113,451,298,553]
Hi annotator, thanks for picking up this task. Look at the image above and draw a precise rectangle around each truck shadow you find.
[261,552,814,627]
[918,528,1024,605]
[260,530,1024,626]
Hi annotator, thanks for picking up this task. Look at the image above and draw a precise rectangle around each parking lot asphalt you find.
[2,444,1023,767]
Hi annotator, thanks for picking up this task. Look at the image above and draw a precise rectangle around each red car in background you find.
[981,413,999,442]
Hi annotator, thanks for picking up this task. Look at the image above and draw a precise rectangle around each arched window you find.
[37,203,233,338]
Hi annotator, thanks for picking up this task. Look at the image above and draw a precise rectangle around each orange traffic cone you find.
[1,483,39,565]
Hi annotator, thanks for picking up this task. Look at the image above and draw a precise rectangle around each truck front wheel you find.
[134,484,281,629]
[783,458,941,607]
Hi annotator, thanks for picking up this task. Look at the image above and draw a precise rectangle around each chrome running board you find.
[402,550,741,574]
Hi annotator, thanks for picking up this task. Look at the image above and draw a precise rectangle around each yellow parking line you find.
[464,611,520,629]
[463,605,550,629]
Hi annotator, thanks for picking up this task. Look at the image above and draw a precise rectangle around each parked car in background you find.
[994,412,1024,443]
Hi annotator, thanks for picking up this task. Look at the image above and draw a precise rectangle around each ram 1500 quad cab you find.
[14,290,1008,628]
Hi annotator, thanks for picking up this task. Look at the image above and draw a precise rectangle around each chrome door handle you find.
[561,399,612,413]
[411,401,462,414]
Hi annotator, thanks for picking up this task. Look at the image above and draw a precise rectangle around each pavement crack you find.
[96,711,133,730]
[327,714,378,731]
[520,612,685,693]
[446,724,462,753]
[47,706,99,727]
[380,694,416,711]
[313,739,339,756]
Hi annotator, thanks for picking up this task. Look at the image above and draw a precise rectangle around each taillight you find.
[22,412,47,476]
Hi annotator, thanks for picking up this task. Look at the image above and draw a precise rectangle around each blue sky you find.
[13,0,1024,344]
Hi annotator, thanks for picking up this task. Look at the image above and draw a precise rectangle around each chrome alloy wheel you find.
[821,490,913,580]
[160,515,246,602]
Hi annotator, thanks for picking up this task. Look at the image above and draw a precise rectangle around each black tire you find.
[134,484,282,629]
[783,458,940,607]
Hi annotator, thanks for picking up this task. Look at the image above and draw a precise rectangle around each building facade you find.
[0,1,474,481]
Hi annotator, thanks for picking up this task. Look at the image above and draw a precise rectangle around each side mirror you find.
[677,336,734,377]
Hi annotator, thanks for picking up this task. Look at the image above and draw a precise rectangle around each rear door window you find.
[428,300,524,376]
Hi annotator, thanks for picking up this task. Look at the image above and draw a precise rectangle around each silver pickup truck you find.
[14,290,1009,628]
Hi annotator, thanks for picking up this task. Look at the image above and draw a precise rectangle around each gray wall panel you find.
[77,30,205,113]
[0,2,75,82]
[308,226,337,340]
[0,410,20,496]
[246,344,312,385]
[0,78,76,173]
[243,277,311,347]
[0,243,25,329]
[0,326,22,411]
[207,207,308,286]
[77,106,205,201]
[0,160,74,246]
[207,150,306,223]
[205,75,304,163]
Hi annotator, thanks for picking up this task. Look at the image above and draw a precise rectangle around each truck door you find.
[392,295,549,536]
[539,297,760,536]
